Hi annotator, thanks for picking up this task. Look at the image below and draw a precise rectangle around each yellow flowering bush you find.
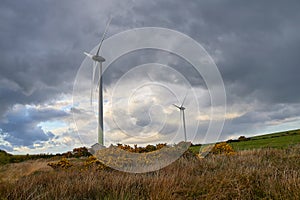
[47,158,73,169]
[211,142,235,155]
[83,156,112,171]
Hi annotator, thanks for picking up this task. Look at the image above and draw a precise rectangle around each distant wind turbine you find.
[173,93,188,142]
[84,17,112,146]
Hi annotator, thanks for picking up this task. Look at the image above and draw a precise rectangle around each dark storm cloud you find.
[132,0,300,104]
[0,79,68,117]
[103,49,206,88]
[0,0,141,150]
[1,0,299,106]
[0,0,300,149]
[0,1,77,115]
[0,0,119,115]
[220,102,300,140]
[0,105,68,147]
[105,0,300,141]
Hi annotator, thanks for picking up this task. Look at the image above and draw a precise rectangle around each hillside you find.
[1,146,300,199]
[1,129,300,164]
[189,129,300,154]
[230,129,300,151]
[1,130,300,199]
[0,150,12,165]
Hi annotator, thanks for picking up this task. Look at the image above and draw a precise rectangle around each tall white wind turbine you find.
[173,94,188,142]
[84,17,112,146]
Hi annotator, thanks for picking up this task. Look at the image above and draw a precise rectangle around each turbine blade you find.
[147,72,154,82]
[93,62,97,85]
[90,62,97,105]
[96,16,112,56]
[173,104,181,109]
[84,52,93,58]
[90,76,93,105]
[181,91,188,107]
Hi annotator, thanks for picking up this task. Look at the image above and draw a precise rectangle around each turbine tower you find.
[173,94,188,142]
[84,17,112,146]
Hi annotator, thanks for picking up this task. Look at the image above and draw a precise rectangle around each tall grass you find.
[1,146,300,199]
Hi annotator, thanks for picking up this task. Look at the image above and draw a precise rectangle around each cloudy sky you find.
[0,0,299,154]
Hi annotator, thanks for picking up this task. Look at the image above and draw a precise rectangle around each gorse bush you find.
[211,142,235,155]
[116,143,167,153]
[92,142,191,173]
[72,147,92,158]
[83,156,112,171]
[47,158,73,170]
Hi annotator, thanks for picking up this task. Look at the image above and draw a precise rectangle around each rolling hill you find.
[229,129,300,151]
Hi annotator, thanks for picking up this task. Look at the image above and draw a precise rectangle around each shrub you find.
[156,143,167,150]
[83,156,112,171]
[73,147,92,158]
[211,142,235,155]
[47,158,73,170]
[61,151,72,158]
[238,136,250,141]
[116,143,167,153]
[145,144,156,152]
[0,150,12,165]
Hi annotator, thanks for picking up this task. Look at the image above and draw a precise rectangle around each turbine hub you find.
[92,55,105,62]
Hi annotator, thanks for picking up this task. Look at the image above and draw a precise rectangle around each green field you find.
[189,129,300,153]
[231,129,300,151]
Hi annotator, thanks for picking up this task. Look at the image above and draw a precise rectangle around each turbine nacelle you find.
[173,104,185,110]
[84,52,105,63]
[92,55,105,63]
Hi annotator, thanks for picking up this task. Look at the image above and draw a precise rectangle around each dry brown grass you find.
[0,159,52,183]
[1,146,300,200]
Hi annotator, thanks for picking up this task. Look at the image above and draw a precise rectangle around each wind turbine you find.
[84,17,112,146]
[173,93,188,142]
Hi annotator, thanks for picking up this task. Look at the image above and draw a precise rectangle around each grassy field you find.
[1,147,300,199]
[190,129,300,153]
[231,129,300,151]
[1,129,300,199]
